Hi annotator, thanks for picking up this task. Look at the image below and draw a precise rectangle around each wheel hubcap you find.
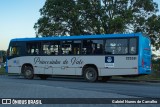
[25,70,32,76]
[86,71,95,80]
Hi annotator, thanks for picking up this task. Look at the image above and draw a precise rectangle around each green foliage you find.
[0,68,5,75]
[34,0,160,49]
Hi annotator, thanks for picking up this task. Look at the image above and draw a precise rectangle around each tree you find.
[146,15,160,49]
[34,0,160,49]
[34,0,78,36]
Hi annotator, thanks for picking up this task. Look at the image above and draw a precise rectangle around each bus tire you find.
[24,66,34,79]
[84,67,98,82]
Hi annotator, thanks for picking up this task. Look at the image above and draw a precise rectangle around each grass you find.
[113,64,160,81]
[112,74,160,81]
[0,67,6,75]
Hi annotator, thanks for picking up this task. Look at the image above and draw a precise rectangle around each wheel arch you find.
[82,64,99,76]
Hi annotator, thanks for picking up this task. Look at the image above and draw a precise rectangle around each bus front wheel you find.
[84,67,98,82]
[23,66,34,79]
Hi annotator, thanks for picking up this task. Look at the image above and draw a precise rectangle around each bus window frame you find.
[129,37,138,55]
[26,41,42,56]
[20,37,139,57]
[104,37,138,55]
[7,41,25,59]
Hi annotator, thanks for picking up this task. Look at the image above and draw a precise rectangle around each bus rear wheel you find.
[23,66,34,79]
[84,67,98,82]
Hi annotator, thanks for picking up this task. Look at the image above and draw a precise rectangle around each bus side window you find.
[129,38,137,54]
[61,41,72,55]
[50,41,60,55]
[105,39,116,55]
[91,40,103,55]
[72,41,81,55]
[42,42,50,55]
[82,40,93,55]
[116,39,128,54]
[26,42,40,55]
[95,45,103,54]
[105,39,128,55]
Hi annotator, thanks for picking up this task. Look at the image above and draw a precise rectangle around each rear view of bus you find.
[139,35,152,75]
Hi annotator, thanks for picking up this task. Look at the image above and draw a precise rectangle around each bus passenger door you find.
[8,59,21,74]
[7,45,21,74]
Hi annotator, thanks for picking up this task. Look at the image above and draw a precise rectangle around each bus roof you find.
[11,33,143,42]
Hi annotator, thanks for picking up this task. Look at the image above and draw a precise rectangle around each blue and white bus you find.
[6,33,151,82]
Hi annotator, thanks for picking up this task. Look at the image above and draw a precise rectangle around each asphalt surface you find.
[0,75,160,107]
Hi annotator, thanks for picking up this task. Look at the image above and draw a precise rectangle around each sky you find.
[0,0,160,51]
[0,0,45,50]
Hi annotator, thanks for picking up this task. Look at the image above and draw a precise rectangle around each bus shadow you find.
[8,75,87,83]
[7,75,113,83]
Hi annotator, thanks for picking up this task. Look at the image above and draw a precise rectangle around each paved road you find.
[0,75,160,107]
